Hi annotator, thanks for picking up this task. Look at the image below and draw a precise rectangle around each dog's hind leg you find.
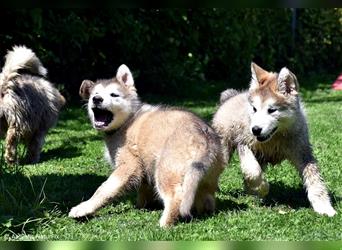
[136,180,157,209]
[156,160,200,227]
[237,144,269,198]
[69,149,142,218]
[25,130,47,164]
[156,169,183,227]
[194,184,216,216]
[158,189,182,228]
[194,160,223,215]
[4,126,19,164]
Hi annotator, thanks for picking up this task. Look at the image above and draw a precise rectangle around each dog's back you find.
[0,45,65,163]
[213,91,251,151]
[121,106,222,170]
[0,46,65,134]
[13,74,65,130]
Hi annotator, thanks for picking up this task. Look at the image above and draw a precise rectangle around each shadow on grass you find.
[0,171,247,235]
[0,172,106,235]
[1,171,340,236]
[224,181,340,210]
[263,181,340,209]
[262,181,310,209]
[40,133,102,162]
[40,144,82,161]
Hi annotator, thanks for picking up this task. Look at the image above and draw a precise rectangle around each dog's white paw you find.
[68,201,95,218]
[312,202,337,217]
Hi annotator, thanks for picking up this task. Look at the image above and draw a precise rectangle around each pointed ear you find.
[79,80,95,100]
[277,67,298,95]
[116,64,134,88]
[250,62,270,90]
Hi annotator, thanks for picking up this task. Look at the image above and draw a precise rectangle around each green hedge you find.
[1,9,341,99]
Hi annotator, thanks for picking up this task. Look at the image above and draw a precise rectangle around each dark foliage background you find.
[0,9,341,100]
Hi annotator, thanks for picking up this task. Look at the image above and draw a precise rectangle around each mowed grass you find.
[0,76,341,240]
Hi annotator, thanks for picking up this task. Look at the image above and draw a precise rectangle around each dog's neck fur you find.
[102,102,157,167]
[103,102,155,139]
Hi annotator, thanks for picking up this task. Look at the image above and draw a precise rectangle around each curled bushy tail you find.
[1,45,47,83]
[219,88,239,104]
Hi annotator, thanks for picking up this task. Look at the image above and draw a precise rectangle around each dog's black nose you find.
[92,95,103,105]
[252,126,262,136]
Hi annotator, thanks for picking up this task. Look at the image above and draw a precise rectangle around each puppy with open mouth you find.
[69,64,224,227]
[212,62,336,217]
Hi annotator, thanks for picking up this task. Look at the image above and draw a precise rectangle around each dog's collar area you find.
[102,113,136,137]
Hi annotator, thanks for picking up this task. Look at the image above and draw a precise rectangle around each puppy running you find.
[69,64,224,227]
[212,62,336,216]
[0,46,65,164]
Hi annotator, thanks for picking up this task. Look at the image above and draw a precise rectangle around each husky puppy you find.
[212,62,336,216]
[0,46,65,164]
[68,64,224,227]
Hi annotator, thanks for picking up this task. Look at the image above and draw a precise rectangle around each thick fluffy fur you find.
[69,64,224,227]
[212,62,336,216]
[0,46,65,164]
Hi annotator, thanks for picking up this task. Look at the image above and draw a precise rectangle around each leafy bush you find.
[0,9,341,99]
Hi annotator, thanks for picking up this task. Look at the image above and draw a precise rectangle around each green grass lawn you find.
[0,76,341,240]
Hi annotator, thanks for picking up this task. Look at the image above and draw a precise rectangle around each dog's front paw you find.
[245,178,269,198]
[69,201,95,218]
[312,202,337,217]
[159,212,178,228]
[257,180,270,198]
[159,215,172,228]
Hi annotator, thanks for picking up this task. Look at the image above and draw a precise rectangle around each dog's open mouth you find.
[92,107,114,129]
[256,127,278,142]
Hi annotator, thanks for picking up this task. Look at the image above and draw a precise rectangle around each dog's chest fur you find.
[104,107,155,161]
[251,134,290,166]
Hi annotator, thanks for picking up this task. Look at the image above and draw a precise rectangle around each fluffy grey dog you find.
[213,63,336,217]
[0,46,65,164]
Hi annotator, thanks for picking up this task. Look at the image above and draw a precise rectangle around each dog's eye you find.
[110,93,119,98]
[268,107,277,114]
[252,106,257,113]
